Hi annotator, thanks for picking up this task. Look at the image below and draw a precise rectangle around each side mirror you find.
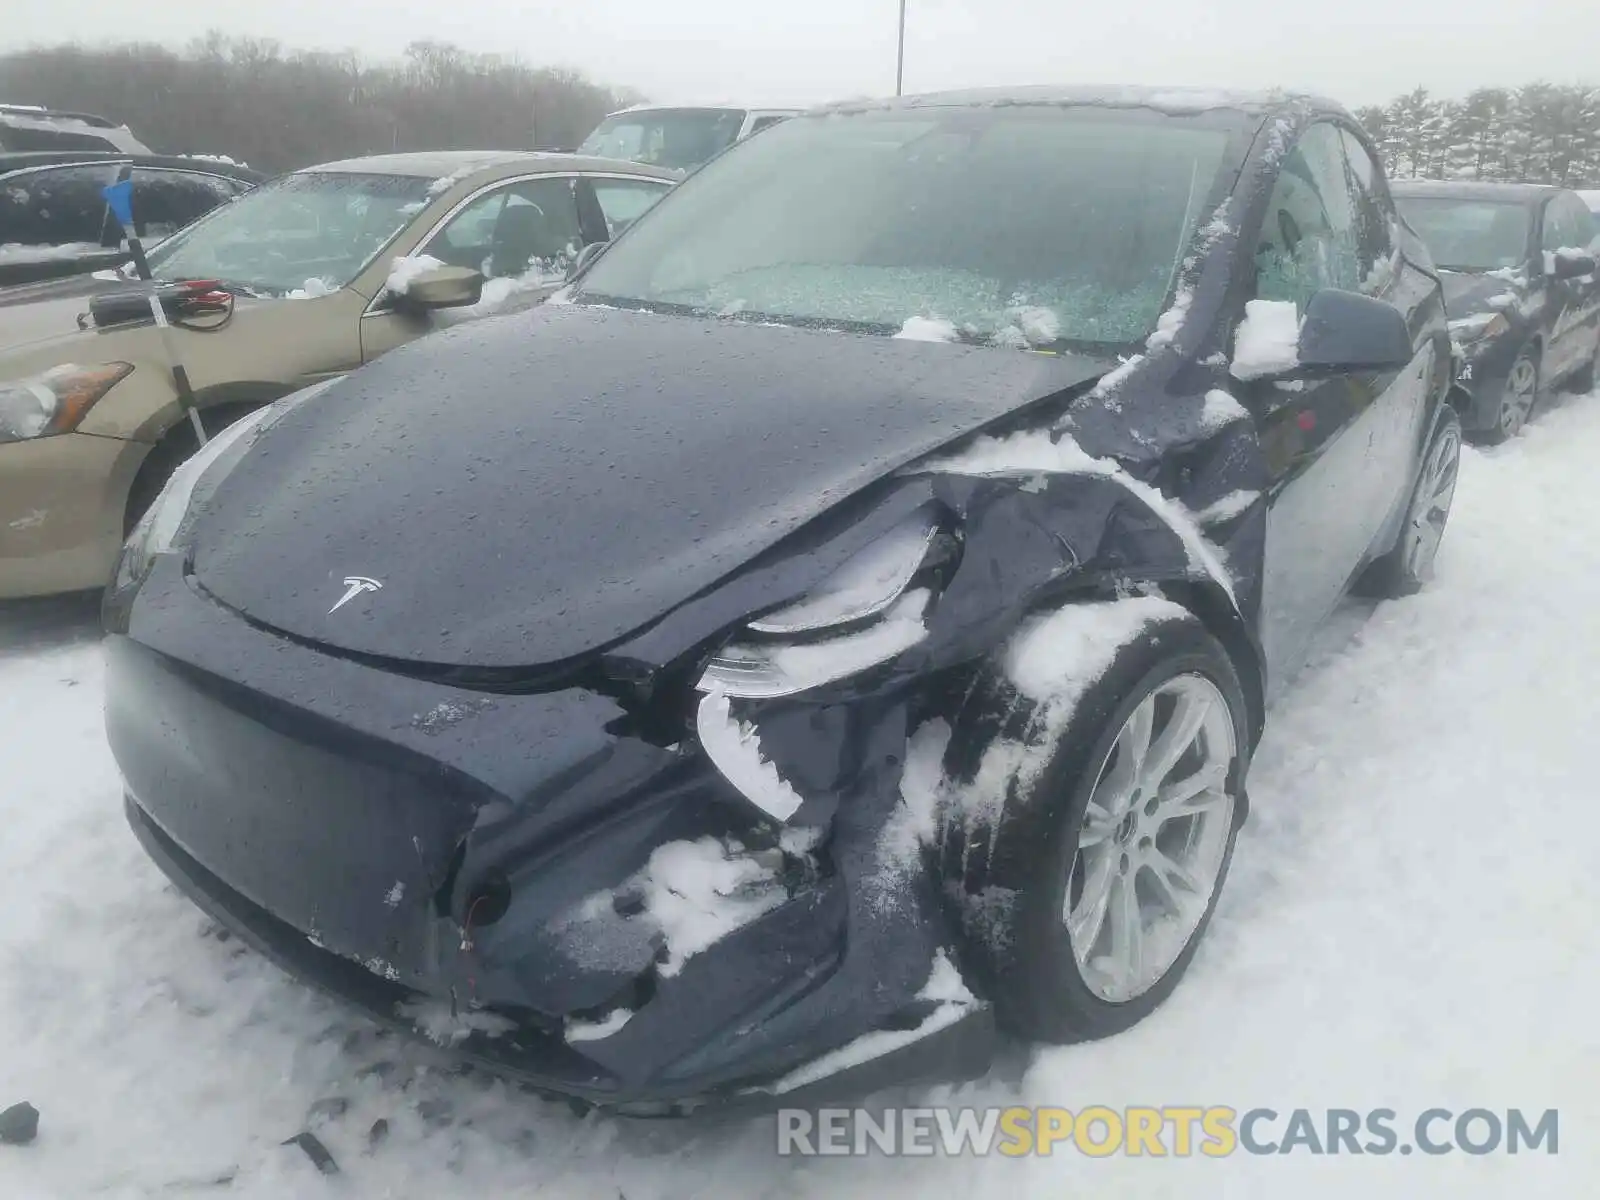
[1295,288,1413,374]
[393,264,483,312]
[1550,250,1597,280]
[566,240,609,281]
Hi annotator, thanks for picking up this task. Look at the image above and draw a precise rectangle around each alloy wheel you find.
[1064,673,1238,1004]
[1401,421,1461,583]
[1499,355,1538,437]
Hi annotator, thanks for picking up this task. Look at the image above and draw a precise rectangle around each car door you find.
[1539,191,1600,380]
[0,160,126,285]
[359,173,586,361]
[1243,121,1429,691]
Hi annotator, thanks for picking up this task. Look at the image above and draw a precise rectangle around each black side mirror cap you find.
[1295,288,1413,375]
[1550,250,1597,280]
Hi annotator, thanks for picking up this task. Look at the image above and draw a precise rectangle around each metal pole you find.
[896,0,906,96]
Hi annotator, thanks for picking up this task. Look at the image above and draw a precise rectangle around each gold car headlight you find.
[0,363,133,444]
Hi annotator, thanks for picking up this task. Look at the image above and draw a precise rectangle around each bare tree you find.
[0,34,640,172]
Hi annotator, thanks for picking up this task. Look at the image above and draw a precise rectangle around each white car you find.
[576,104,800,172]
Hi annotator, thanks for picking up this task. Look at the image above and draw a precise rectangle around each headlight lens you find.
[114,377,343,591]
[1448,312,1508,344]
[0,363,133,444]
[697,507,955,698]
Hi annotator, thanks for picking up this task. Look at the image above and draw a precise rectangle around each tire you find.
[941,605,1249,1043]
[123,404,261,535]
[1355,406,1462,599]
[1480,344,1539,444]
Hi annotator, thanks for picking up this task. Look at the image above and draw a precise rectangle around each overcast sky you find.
[4,0,1597,112]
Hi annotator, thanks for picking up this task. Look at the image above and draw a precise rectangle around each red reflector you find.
[1297,410,1316,431]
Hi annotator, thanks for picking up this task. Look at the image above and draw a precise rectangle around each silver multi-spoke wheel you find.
[1401,419,1461,582]
[1065,673,1237,1003]
[1499,355,1538,437]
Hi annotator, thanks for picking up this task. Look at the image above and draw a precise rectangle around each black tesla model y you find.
[103,87,1463,1115]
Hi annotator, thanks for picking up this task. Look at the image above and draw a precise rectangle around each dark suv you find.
[0,104,150,153]
[0,150,264,288]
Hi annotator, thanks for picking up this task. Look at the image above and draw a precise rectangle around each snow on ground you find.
[4,394,1600,1196]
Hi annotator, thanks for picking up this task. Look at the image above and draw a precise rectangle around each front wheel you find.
[1356,406,1462,599]
[1482,346,1539,443]
[944,605,1249,1043]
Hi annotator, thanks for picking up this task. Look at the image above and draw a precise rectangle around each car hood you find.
[1440,269,1526,319]
[0,274,124,350]
[190,304,1113,668]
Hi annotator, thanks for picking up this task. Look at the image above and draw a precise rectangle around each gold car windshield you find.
[142,171,434,296]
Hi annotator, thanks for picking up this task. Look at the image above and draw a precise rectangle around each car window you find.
[747,115,789,135]
[1254,122,1362,312]
[421,175,584,281]
[1543,193,1595,253]
[577,109,746,170]
[1338,128,1396,292]
[0,162,117,246]
[590,178,671,238]
[130,168,241,242]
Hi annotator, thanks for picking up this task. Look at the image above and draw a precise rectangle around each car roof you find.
[1391,179,1563,205]
[818,84,1343,120]
[0,103,125,129]
[0,149,265,181]
[297,149,681,181]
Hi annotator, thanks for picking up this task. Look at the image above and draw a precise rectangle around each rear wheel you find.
[1356,406,1461,599]
[943,607,1249,1042]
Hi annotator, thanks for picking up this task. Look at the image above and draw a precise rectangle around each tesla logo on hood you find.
[329,576,383,614]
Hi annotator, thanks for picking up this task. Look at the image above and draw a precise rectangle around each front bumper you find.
[0,430,146,599]
[106,562,993,1112]
[1451,334,1520,432]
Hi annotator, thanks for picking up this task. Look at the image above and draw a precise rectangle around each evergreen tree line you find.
[0,36,645,174]
[1353,84,1600,188]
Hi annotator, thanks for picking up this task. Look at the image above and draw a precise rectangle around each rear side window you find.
[747,115,790,135]
[130,168,242,241]
[0,163,118,246]
[1542,193,1595,253]
[590,178,671,238]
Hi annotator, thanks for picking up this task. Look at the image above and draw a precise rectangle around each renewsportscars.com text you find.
[776,1106,1559,1157]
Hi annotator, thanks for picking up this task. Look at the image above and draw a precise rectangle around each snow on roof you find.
[823,84,1337,120]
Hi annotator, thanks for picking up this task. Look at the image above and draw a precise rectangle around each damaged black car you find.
[102,87,1462,1114]
[1393,180,1600,442]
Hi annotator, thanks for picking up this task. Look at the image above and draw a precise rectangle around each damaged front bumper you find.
[105,562,994,1114]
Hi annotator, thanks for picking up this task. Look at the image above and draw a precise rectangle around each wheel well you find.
[122,397,272,534]
[1158,580,1267,752]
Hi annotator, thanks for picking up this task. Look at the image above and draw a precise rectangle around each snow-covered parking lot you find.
[4,392,1600,1199]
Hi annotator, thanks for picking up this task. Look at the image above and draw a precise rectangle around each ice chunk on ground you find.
[384,253,446,296]
[1231,298,1300,380]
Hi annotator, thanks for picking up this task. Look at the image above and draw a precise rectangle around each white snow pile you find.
[695,690,804,821]
[383,253,447,297]
[1193,488,1261,526]
[0,241,103,262]
[394,998,517,1048]
[564,1007,635,1043]
[554,835,790,981]
[426,164,482,198]
[759,950,979,1095]
[919,430,1238,610]
[1201,388,1249,430]
[285,276,337,300]
[894,315,960,343]
[1004,596,1188,705]
[1230,298,1301,380]
[182,153,247,168]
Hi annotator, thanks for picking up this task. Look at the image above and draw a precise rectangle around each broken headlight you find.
[696,506,958,699]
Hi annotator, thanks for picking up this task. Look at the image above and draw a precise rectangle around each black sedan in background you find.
[103,87,1461,1113]
[1394,180,1600,441]
[0,150,262,287]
